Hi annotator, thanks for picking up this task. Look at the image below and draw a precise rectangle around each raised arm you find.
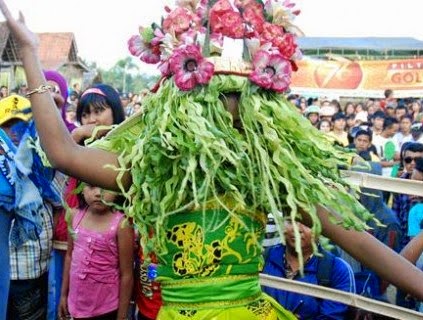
[313,205,423,300]
[0,2,128,191]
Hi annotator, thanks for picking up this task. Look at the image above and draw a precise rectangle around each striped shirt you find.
[9,202,54,279]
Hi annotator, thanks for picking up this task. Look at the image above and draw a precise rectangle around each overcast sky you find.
[2,0,421,71]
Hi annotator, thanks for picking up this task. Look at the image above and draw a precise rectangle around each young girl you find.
[64,83,126,210]
[49,83,126,320]
[58,184,134,320]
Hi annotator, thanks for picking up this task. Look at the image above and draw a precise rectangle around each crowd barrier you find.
[342,170,423,196]
[260,274,423,320]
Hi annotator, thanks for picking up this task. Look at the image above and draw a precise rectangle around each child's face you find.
[81,103,114,126]
[319,121,331,133]
[82,185,116,211]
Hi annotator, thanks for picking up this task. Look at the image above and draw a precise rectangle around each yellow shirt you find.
[327,131,349,147]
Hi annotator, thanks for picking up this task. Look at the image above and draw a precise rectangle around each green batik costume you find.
[91,75,372,319]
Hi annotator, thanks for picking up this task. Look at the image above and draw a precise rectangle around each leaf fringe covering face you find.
[93,74,373,260]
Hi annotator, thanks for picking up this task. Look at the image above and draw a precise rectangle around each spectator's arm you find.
[317,258,355,320]
[401,230,423,265]
[380,226,401,293]
[58,210,75,318]
[380,160,398,168]
[391,194,401,215]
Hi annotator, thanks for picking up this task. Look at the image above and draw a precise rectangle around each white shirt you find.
[394,132,413,150]
[372,135,399,177]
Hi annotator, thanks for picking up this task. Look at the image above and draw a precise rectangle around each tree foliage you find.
[98,56,160,94]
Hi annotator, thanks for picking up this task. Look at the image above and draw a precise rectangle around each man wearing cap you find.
[304,105,320,127]
[0,95,61,319]
[0,95,33,318]
[385,102,396,118]
[411,122,423,144]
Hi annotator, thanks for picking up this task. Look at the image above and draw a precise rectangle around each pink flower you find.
[158,60,171,77]
[169,44,214,91]
[210,10,244,38]
[127,34,161,64]
[210,0,245,38]
[210,0,265,38]
[249,50,292,92]
[162,7,201,36]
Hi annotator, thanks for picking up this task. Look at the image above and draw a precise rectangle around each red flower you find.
[242,3,265,36]
[249,50,292,93]
[169,45,214,91]
[215,11,245,38]
[272,33,297,59]
[260,22,284,44]
[211,0,233,13]
[210,0,245,39]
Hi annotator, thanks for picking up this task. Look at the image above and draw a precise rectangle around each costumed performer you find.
[2,1,423,319]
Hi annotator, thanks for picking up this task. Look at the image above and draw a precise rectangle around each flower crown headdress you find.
[128,0,303,92]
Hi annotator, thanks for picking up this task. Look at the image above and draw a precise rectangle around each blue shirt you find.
[408,203,423,237]
[262,244,355,320]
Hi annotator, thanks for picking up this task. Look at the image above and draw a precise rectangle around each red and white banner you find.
[290,58,423,98]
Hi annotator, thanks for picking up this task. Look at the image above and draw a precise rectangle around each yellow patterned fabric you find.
[154,208,296,319]
[157,208,265,279]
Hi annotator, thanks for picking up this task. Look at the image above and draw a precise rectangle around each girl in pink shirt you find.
[59,185,134,320]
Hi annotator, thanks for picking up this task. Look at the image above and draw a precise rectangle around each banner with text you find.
[290,58,423,98]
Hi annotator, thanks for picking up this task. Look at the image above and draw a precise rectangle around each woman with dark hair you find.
[72,84,126,144]
[409,99,423,122]
[316,119,331,133]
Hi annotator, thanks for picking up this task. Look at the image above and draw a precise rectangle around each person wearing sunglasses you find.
[394,142,423,244]
[393,142,423,308]
[407,158,423,239]
[402,143,423,175]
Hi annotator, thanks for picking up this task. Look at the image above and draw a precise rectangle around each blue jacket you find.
[0,121,60,246]
[262,244,355,320]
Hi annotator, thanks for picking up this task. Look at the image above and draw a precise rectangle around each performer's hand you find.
[71,124,112,144]
[0,1,39,53]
